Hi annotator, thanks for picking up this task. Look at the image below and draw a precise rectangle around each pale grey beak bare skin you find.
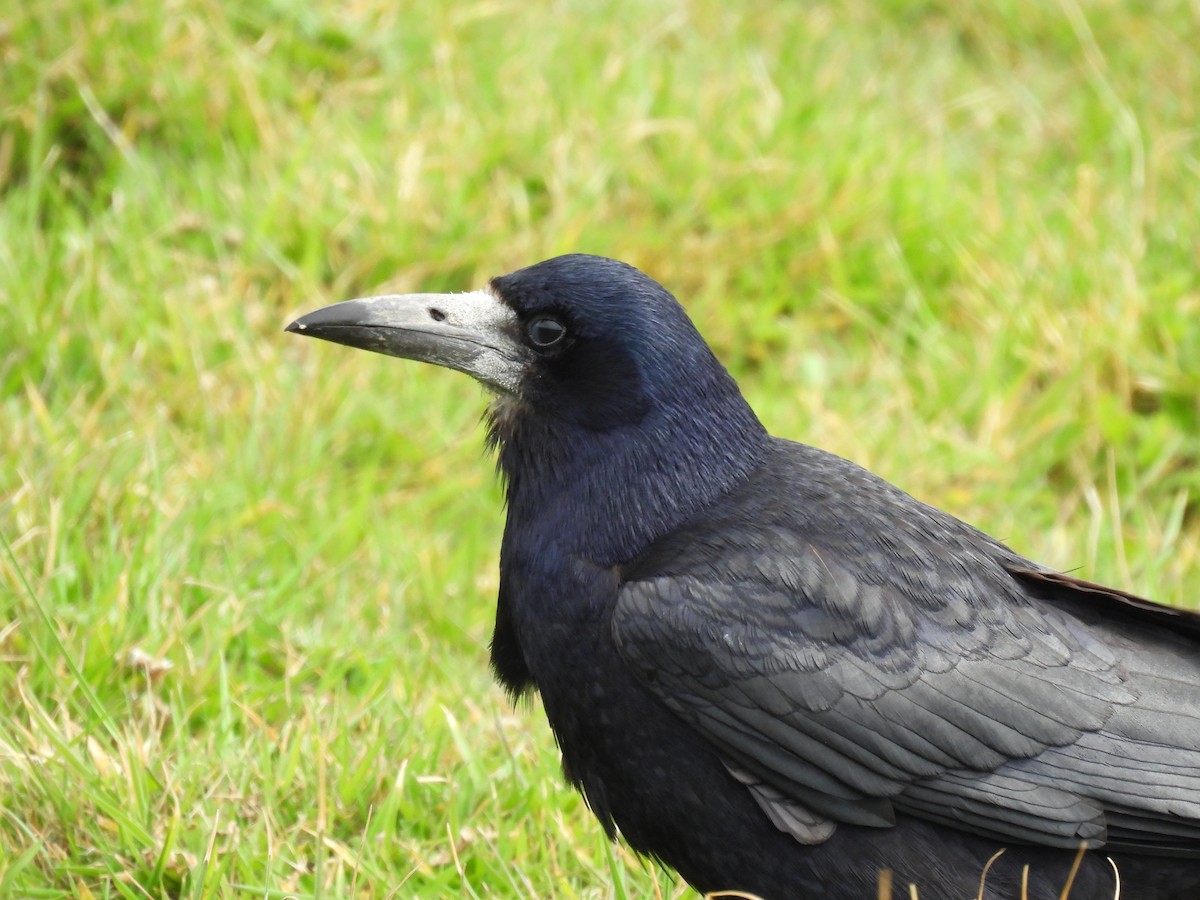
[285,289,528,396]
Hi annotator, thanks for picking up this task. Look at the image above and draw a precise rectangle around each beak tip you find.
[284,319,306,334]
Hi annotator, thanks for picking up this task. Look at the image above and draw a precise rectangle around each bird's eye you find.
[527,315,568,349]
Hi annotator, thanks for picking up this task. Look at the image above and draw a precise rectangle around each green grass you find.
[2,0,1198,896]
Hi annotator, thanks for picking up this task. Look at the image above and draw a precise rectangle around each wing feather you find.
[613,441,1200,855]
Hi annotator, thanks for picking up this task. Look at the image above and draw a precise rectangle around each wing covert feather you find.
[612,441,1200,853]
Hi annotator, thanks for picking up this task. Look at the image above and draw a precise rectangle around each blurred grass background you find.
[1,0,1198,896]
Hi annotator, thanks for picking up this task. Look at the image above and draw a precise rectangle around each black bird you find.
[287,254,1200,899]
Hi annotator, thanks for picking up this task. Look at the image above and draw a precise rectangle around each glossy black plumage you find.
[288,254,1200,899]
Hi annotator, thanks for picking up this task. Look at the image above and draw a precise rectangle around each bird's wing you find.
[612,534,1200,854]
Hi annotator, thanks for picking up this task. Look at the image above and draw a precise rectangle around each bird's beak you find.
[285,289,528,395]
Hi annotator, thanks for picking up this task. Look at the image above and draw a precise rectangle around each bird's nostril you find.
[429,307,447,323]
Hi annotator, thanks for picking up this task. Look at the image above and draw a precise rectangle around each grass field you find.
[2,0,1198,896]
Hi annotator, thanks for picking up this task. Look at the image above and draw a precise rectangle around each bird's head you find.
[288,254,751,433]
[288,254,767,557]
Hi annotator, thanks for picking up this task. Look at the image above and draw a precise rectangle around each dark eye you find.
[527,315,568,349]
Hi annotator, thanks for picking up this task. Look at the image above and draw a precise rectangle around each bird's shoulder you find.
[619,436,1050,657]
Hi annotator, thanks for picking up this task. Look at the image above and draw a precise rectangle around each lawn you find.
[1,0,1198,896]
